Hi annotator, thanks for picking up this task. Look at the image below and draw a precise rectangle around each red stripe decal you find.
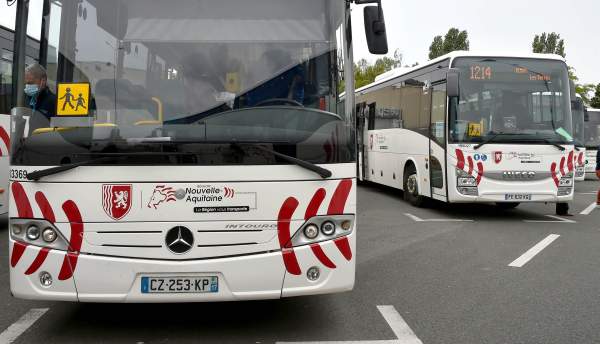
[559,157,566,176]
[59,252,79,281]
[58,200,84,281]
[24,248,51,275]
[277,197,301,275]
[467,156,474,175]
[11,182,33,218]
[35,192,56,223]
[282,249,301,275]
[11,241,28,268]
[476,162,484,185]
[551,162,559,187]
[455,149,465,170]
[334,237,352,261]
[310,244,336,268]
[305,188,326,220]
[567,151,574,172]
[327,179,352,215]
[578,152,584,166]
[0,126,10,154]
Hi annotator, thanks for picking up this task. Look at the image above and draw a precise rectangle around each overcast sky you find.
[1,0,599,84]
[351,0,600,85]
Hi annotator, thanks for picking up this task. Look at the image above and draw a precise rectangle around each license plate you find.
[504,194,532,201]
[141,276,218,294]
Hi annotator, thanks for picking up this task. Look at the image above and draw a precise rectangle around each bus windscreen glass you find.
[584,110,600,149]
[12,0,352,166]
[449,57,573,145]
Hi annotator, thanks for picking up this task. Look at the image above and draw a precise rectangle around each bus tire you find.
[556,203,569,216]
[496,202,520,210]
[403,164,425,207]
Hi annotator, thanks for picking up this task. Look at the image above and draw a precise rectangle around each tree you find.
[591,84,600,109]
[532,32,565,57]
[353,50,403,89]
[428,28,470,60]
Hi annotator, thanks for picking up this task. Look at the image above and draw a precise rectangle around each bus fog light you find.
[39,271,53,287]
[341,220,352,231]
[12,225,22,235]
[26,225,40,241]
[558,187,572,196]
[42,228,57,243]
[458,187,478,196]
[303,224,319,240]
[321,221,336,236]
[307,266,320,281]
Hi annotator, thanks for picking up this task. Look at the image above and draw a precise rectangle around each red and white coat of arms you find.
[494,151,503,164]
[102,184,132,220]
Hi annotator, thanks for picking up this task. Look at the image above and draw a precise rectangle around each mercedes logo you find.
[165,226,194,254]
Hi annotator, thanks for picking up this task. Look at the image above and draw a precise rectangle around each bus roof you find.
[356,51,567,95]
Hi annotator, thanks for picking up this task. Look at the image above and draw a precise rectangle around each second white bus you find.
[356,51,576,211]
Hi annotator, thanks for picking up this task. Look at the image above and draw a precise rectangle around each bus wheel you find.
[496,202,520,210]
[404,166,425,207]
[556,203,569,216]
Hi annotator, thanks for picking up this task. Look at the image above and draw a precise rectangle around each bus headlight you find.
[42,228,58,243]
[26,226,41,241]
[10,219,69,251]
[559,178,573,187]
[457,177,477,187]
[290,215,355,248]
[303,224,319,240]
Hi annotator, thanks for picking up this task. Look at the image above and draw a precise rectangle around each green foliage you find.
[591,84,600,109]
[428,28,470,60]
[353,50,403,89]
[532,32,565,57]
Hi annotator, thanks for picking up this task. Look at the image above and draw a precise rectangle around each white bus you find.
[8,0,388,302]
[584,108,600,178]
[356,51,576,211]
[572,96,586,181]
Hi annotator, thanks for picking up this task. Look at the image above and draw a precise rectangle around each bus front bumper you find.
[9,236,355,302]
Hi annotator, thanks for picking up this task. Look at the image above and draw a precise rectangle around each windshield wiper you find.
[27,156,117,181]
[233,143,332,179]
[527,138,566,151]
[26,151,196,181]
[474,133,509,150]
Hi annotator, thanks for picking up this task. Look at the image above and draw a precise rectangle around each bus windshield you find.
[449,57,573,145]
[571,99,585,146]
[12,0,352,167]
[585,109,600,149]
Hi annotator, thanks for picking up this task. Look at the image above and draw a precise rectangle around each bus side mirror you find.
[447,68,460,98]
[569,80,577,101]
[584,107,589,122]
[363,5,388,55]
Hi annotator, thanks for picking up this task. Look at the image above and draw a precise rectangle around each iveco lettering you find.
[7,0,388,302]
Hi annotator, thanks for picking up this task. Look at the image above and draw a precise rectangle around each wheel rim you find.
[407,174,418,195]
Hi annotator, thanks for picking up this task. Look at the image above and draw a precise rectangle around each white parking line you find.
[508,234,560,268]
[524,215,576,223]
[405,213,473,223]
[276,305,423,344]
[0,308,49,343]
[580,202,597,215]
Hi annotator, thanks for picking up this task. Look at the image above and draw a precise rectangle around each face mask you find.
[24,84,40,97]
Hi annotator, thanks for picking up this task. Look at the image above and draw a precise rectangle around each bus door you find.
[356,102,366,181]
[429,82,447,200]
[363,102,376,181]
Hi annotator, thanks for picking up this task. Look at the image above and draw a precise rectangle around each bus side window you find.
[367,103,376,130]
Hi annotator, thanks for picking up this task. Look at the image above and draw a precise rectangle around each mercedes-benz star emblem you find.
[165,226,194,254]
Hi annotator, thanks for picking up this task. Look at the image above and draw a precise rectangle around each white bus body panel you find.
[9,164,356,302]
[586,149,597,178]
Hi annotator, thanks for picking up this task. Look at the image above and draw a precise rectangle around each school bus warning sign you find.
[56,83,90,116]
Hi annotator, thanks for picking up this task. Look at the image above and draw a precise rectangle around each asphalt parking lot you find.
[1,180,599,344]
